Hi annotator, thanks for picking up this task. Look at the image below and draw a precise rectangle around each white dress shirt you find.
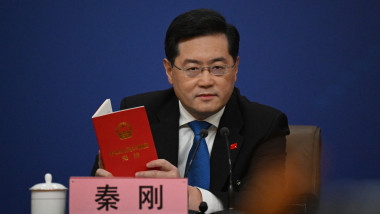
[177,101,224,213]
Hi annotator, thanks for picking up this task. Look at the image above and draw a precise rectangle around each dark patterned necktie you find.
[186,120,212,190]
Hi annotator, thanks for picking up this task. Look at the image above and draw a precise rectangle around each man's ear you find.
[163,58,173,85]
[233,56,240,82]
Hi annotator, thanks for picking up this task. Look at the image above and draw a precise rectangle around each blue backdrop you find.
[1,1,379,213]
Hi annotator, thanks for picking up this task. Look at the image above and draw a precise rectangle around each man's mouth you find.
[196,93,216,100]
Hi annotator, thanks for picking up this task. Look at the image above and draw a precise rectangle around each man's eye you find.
[213,65,225,70]
[186,67,199,71]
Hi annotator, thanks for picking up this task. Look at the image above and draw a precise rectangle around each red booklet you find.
[92,99,158,177]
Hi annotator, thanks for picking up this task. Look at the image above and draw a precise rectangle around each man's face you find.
[164,34,239,120]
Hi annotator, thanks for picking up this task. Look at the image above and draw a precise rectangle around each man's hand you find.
[95,151,113,177]
[135,159,202,211]
[135,159,180,178]
[188,185,203,211]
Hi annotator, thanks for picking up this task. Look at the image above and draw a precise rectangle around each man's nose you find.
[197,68,214,86]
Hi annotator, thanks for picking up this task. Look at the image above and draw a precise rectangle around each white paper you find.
[92,99,113,118]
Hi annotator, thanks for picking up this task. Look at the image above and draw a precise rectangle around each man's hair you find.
[165,9,240,65]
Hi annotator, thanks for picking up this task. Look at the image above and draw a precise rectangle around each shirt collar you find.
[178,101,225,128]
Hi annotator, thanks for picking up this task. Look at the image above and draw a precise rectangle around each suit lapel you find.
[150,94,180,166]
[210,89,244,191]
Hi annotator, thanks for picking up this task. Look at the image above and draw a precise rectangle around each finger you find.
[146,159,176,171]
[135,170,162,178]
[95,168,113,177]
[135,170,179,178]
[98,150,104,169]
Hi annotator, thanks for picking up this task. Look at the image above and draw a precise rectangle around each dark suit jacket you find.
[92,87,289,209]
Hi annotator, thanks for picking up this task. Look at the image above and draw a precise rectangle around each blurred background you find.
[1,1,379,213]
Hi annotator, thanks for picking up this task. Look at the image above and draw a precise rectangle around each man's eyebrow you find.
[209,57,227,64]
[182,57,228,65]
[183,59,201,65]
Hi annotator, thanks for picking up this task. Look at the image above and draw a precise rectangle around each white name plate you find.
[69,177,188,213]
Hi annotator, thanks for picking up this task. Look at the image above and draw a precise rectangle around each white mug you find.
[30,173,67,214]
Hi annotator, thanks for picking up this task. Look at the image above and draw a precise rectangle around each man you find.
[92,9,289,213]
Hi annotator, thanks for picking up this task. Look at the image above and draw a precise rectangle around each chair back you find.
[286,125,321,198]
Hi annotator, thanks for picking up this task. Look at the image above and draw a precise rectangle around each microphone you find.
[184,129,209,178]
[220,127,234,210]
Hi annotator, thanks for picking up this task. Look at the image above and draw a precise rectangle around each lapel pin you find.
[230,142,237,150]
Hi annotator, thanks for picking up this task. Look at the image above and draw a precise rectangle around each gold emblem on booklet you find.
[116,122,132,140]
